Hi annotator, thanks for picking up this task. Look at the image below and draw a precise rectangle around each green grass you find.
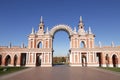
[0,67,27,76]
[100,67,120,72]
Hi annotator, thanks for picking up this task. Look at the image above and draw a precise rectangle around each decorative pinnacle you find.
[80,16,82,22]
[74,27,76,32]
[46,27,49,34]
[40,16,43,23]
[31,27,35,34]
[88,26,92,34]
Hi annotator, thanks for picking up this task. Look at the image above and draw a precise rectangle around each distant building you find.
[0,16,120,67]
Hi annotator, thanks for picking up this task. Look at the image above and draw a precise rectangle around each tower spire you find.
[80,16,82,22]
[46,27,49,34]
[78,16,84,29]
[40,16,43,23]
[31,27,35,34]
[88,26,92,34]
[39,16,44,30]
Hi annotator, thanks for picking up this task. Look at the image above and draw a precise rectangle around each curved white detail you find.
[49,24,73,36]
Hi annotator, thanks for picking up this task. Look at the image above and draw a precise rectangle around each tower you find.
[37,16,45,35]
[78,16,85,35]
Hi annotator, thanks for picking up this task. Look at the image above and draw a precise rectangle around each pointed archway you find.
[81,53,87,67]
[50,25,73,65]
[5,55,11,66]
[112,54,118,67]
[36,53,42,66]
[20,53,26,66]
[14,55,17,66]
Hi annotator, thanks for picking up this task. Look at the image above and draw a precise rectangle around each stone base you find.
[101,64,106,67]
[25,64,36,67]
[69,64,82,67]
[87,64,99,67]
[41,64,52,67]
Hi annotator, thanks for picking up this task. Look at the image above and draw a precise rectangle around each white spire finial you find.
[80,16,82,22]
[74,27,76,32]
[46,27,49,34]
[99,41,102,48]
[40,16,43,23]
[111,41,114,47]
[31,27,35,34]
[74,27,77,34]
[9,42,12,48]
[88,26,92,34]
[21,42,24,48]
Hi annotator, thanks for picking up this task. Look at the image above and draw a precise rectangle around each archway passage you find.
[52,31,69,65]
[5,55,11,66]
[20,53,26,66]
[36,53,41,66]
[96,53,102,67]
[81,53,87,67]
[50,25,72,65]
[112,54,118,67]
[14,55,17,66]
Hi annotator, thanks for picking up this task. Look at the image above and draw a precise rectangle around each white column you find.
[28,53,30,64]
[26,53,28,64]
[34,53,36,64]
[44,52,45,64]
[73,52,75,63]
[70,53,72,63]
[80,52,81,63]
[50,53,52,64]
[95,52,97,63]
[88,52,90,63]
[93,52,95,63]
[87,52,89,63]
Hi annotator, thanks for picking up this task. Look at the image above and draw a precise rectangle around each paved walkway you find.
[0,65,120,80]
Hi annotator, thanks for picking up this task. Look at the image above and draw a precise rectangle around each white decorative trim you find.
[118,64,120,67]
[25,65,36,67]
[41,64,52,67]
[50,24,73,36]
[15,65,20,67]
[87,64,99,67]
[108,64,113,67]
[69,64,82,67]
[101,64,106,67]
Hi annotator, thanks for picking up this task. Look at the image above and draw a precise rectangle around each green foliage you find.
[53,56,68,65]
[100,67,120,72]
[0,67,27,76]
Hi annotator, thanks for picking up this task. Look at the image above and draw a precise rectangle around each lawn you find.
[100,67,120,72]
[0,67,27,76]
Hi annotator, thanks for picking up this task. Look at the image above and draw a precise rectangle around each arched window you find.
[80,41,85,48]
[5,55,11,66]
[37,42,42,48]
[0,55,2,65]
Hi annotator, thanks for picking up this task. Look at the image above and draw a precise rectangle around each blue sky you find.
[0,0,120,56]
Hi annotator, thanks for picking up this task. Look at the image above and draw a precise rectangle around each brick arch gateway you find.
[0,17,120,67]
